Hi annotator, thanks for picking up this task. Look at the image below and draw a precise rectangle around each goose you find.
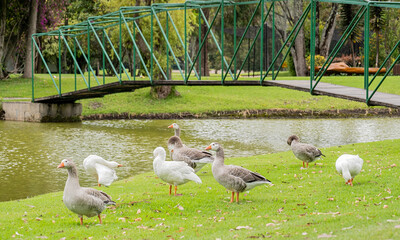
[153,147,202,195]
[206,142,272,203]
[57,159,116,225]
[167,136,214,173]
[168,123,181,137]
[287,135,325,168]
[336,154,363,186]
[83,155,122,187]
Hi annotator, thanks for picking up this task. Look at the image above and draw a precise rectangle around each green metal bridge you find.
[31,0,400,108]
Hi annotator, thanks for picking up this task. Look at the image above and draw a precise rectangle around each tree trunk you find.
[319,3,338,58]
[291,0,307,76]
[201,8,210,76]
[136,0,179,98]
[375,26,380,67]
[350,42,355,67]
[22,0,39,78]
[315,2,320,55]
[0,0,6,79]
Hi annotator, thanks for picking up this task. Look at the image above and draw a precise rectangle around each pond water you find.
[1,118,400,202]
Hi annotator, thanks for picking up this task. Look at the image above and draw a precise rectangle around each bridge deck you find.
[34,80,400,108]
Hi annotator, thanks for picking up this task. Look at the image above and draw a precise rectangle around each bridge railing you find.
[32,0,400,105]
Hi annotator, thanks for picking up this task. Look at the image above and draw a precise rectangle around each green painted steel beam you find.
[32,37,60,95]
[186,4,221,81]
[88,22,122,82]
[132,21,168,80]
[120,16,151,80]
[73,37,100,85]
[222,0,262,81]
[198,8,234,80]
[103,28,132,81]
[152,8,186,80]
[166,12,200,80]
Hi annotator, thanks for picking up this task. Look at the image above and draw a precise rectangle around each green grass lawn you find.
[1,73,388,117]
[1,139,400,239]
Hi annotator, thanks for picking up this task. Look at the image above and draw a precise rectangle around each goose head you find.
[206,142,221,151]
[57,159,75,169]
[287,135,300,146]
[153,147,166,158]
[168,123,179,130]
[108,161,123,168]
[167,136,183,150]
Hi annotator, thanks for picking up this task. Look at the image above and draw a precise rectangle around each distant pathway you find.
[267,80,400,108]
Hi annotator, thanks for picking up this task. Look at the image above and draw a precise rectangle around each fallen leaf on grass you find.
[387,219,400,222]
[277,207,284,213]
[35,236,48,239]
[265,223,276,227]
[382,196,393,200]
[318,233,336,238]
[175,204,184,211]
[137,209,141,214]
[327,198,334,201]
[342,226,353,230]
[235,226,253,230]
[35,218,42,221]
[383,205,389,208]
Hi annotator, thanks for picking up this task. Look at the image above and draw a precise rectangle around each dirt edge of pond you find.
[82,108,400,120]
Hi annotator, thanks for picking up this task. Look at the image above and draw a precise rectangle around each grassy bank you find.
[0,74,389,117]
[2,139,400,239]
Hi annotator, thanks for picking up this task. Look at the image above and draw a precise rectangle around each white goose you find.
[206,142,272,203]
[335,154,363,186]
[153,147,202,195]
[83,155,122,187]
[58,159,116,225]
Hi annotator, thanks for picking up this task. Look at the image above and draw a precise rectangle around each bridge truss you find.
[31,0,400,105]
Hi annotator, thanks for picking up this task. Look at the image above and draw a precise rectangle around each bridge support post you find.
[2,102,82,122]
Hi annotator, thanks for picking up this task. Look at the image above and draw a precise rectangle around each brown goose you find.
[58,159,116,225]
[287,135,325,168]
[167,136,214,172]
[168,123,181,137]
[206,142,272,203]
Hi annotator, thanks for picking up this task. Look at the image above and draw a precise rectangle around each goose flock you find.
[58,122,364,225]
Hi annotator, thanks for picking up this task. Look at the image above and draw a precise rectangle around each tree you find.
[317,3,339,58]
[22,0,39,78]
[339,4,363,67]
[277,0,307,76]
[0,0,6,79]
[370,3,386,67]
[0,0,30,79]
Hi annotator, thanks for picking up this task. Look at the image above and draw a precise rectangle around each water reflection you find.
[1,118,400,202]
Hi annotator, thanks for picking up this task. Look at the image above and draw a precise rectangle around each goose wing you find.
[95,163,118,187]
[226,165,270,183]
[304,144,324,158]
[82,187,116,205]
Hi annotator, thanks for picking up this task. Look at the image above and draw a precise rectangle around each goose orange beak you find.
[205,145,211,150]
[168,124,173,128]
[118,164,123,167]
[57,162,65,168]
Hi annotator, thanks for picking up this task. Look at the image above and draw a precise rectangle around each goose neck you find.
[66,166,80,187]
